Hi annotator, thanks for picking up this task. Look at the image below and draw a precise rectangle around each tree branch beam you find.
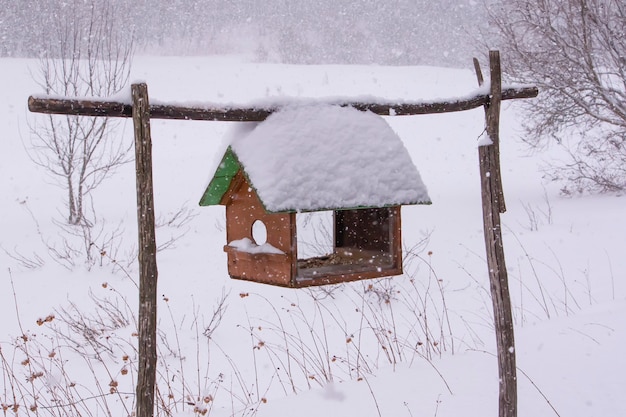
[28,86,538,121]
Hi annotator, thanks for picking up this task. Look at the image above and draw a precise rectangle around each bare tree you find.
[486,0,626,192]
[29,0,134,225]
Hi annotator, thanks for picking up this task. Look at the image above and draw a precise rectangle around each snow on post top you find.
[205,104,430,213]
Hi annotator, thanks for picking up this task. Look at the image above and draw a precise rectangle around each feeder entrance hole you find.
[252,219,268,245]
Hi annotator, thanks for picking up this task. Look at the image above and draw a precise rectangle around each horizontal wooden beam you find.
[351,86,537,116]
[27,85,538,121]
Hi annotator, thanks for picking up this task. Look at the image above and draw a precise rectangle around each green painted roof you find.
[199,147,241,206]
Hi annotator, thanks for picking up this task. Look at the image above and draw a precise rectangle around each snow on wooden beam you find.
[27,85,538,121]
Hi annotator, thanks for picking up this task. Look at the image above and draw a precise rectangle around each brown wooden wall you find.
[222,171,296,286]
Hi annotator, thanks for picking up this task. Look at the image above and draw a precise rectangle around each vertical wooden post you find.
[132,83,158,417]
[474,51,517,417]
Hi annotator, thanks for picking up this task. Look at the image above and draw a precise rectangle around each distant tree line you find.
[0,0,484,67]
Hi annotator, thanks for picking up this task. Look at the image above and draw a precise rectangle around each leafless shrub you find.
[0,247,45,270]
[234,231,455,396]
[27,0,134,227]
[203,289,230,339]
[1,270,135,417]
[2,230,457,416]
[0,277,254,417]
[47,219,128,270]
[155,205,199,253]
[51,291,134,359]
[486,0,626,192]
[519,188,554,231]
[20,0,140,274]
[7,198,194,275]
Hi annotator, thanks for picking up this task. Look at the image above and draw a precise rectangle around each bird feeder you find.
[199,105,430,287]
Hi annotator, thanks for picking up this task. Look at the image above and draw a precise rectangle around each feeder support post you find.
[132,83,159,417]
[474,51,518,417]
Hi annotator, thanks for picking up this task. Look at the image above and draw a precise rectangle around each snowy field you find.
[1,55,624,417]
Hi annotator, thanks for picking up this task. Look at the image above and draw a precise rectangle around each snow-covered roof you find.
[200,104,430,212]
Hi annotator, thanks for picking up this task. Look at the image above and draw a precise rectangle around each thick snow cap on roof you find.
[229,104,430,212]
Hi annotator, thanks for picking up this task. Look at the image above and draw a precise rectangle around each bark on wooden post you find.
[474,51,518,417]
[132,83,158,417]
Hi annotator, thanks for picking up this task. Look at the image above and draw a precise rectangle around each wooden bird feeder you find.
[199,105,431,287]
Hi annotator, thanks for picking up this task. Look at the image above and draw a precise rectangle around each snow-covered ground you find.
[1,55,624,417]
